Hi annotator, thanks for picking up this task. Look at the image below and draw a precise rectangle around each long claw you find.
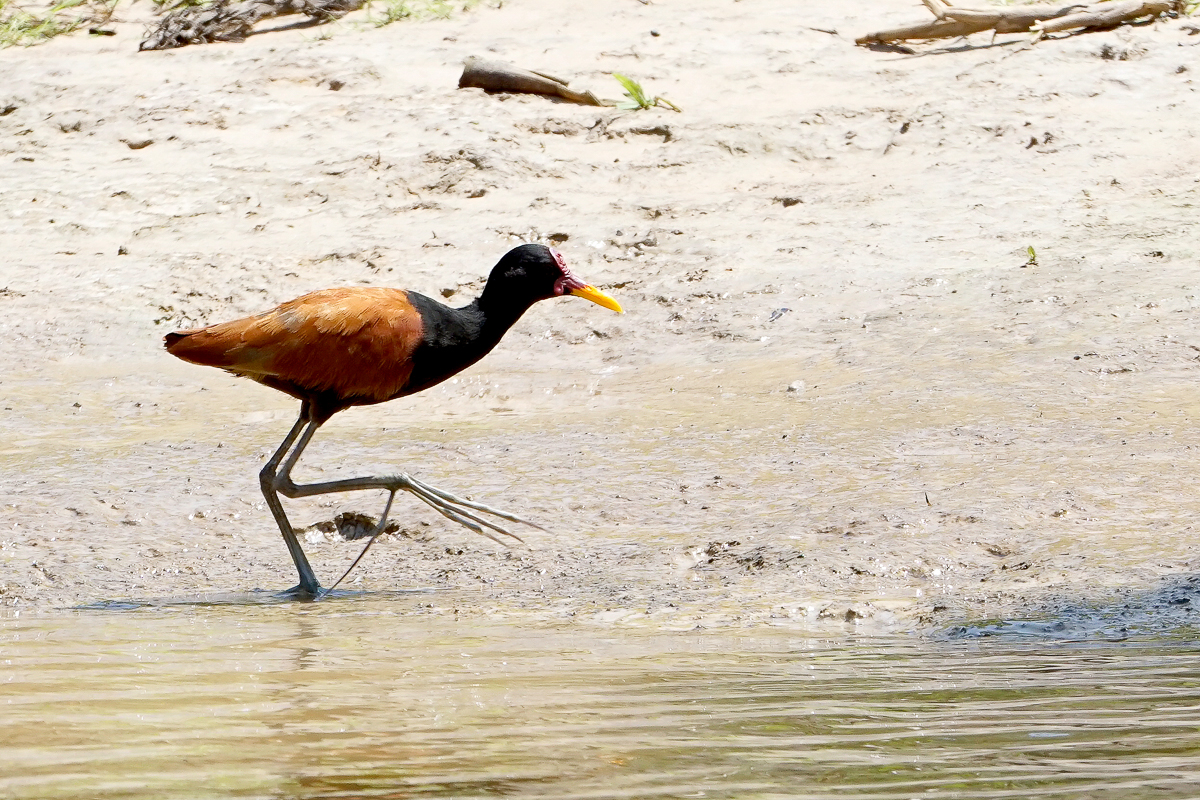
[406,476,547,532]
[403,480,523,543]
[428,496,526,544]
[422,499,518,547]
[403,481,525,543]
[440,503,525,543]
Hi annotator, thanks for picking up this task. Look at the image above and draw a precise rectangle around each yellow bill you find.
[567,284,624,314]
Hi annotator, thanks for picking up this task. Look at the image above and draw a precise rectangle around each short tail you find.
[163,326,232,367]
[163,327,207,354]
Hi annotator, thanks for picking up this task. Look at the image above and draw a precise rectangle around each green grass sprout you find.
[612,73,681,112]
[367,0,480,28]
[0,0,96,47]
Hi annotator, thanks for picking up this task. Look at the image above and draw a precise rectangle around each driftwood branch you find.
[458,57,607,106]
[1036,0,1173,33]
[856,0,1176,45]
[140,0,362,50]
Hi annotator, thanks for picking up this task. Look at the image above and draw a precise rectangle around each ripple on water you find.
[2,602,1199,799]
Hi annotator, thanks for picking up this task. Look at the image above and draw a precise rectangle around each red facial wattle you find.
[551,251,623,313]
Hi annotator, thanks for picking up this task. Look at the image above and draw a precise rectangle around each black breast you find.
[401,291,496,396]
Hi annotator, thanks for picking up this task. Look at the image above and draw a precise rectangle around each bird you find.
[164,243,622,597]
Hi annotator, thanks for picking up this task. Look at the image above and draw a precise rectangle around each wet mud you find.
[1,0,1199,633]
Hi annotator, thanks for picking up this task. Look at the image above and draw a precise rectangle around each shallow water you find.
[3,598,1199,799]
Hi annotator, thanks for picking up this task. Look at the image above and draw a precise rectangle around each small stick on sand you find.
[856,0,1178,46]
[458,57,608,107]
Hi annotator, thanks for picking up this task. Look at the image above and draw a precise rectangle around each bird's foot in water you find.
[278,582,322,600]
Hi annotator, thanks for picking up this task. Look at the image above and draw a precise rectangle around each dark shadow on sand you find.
[942,572,1200,642]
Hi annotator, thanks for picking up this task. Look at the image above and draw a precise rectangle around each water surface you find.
[3,597,1199,799]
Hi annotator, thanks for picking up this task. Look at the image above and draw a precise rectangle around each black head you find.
[479,244,622,316]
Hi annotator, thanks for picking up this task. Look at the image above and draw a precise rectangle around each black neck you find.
[401,291,535,396]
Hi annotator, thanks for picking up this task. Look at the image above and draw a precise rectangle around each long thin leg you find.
[259,410,322,596]
[275,421,539,546]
